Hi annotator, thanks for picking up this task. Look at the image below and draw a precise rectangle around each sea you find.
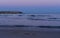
[0,14,60,38]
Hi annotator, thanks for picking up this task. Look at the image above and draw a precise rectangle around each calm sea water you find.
[0,14,60,25]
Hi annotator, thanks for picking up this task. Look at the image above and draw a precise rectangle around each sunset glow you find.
[0,0,60,14]
[0,0,60,6]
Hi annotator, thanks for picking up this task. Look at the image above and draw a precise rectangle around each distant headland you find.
[0,11,23,14]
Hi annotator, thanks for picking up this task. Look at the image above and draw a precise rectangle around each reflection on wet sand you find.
[0,30,60,38]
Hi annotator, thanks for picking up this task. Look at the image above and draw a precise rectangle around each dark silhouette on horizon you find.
[0,11,23,14]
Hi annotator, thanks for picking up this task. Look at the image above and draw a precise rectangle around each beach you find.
[0,29,60,38]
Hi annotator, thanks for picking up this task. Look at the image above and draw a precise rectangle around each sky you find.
[0,0,60,14]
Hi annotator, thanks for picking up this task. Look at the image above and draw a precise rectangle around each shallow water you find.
[0,14,60,26]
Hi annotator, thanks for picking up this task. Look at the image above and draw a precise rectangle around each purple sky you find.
[0,0,60,6]
[0,0,60,14]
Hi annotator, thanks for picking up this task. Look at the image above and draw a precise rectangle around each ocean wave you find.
[0,25,60,29]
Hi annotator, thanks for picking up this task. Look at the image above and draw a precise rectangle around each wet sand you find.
[0,29,60,38]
